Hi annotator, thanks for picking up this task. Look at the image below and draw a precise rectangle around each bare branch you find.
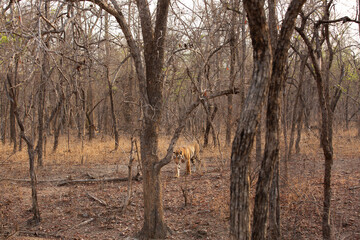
[155,88,239,172]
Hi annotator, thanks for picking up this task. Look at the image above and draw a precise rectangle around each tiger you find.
[173,141,201,178]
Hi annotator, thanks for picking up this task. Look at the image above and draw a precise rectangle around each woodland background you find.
[1,0,360,239]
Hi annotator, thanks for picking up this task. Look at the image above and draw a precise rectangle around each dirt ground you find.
[0,130,359,240]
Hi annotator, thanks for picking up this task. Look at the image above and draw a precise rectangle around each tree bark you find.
[252,1,306,239]
[0,93,7,145]
[203,104,218,148]
[6,67,41,224]
[104,11,119,150]
[296,2,338,237]
[230,0,272,239]
[36,0,50,166]
[9,57,19,153]
[267,2,280,238]
[256,112,262,163]
[288,55,307,164]
[226,0,239,146]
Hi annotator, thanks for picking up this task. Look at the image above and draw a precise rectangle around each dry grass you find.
[0,128,359,239]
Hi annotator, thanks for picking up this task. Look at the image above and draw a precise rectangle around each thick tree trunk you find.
[139,134,168,238]
[268,3,281,235]
[230,1,272,239]
[256,113,262,163]
[138,77,168,238]
[252,1,306,239]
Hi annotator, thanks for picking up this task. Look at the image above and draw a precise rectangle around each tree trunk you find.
[252,1,306,239]
[240,5,246,112]
[6,68,40,224]
[256,113,262,163]
[230,0,272,239]
[53,90,65,153]
[87,76,95,141]
[36,76,45,166]
[288,55,306,162]
[226,0,239,146]
[36,0,50,167]
[296,3,336,237]
[282,85,289,182]
[1,94,8,145]
[9,59,18,153]
[295,103,304,154]
[139,127,168,238]
[105,11,119,150]
[204,104,218,148]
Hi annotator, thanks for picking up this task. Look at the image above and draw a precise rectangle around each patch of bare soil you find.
[1,134,359,239]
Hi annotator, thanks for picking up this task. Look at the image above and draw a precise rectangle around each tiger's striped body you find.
[173,142,201,177]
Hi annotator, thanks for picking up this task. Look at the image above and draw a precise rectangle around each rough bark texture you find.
[267,4,280,238]
[252,0,307,239]
[230,0,272,239]
[255,120,262,163]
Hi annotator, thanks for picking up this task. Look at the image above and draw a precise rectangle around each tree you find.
[64,0,179,237]
[252,0,307,239]
[6,58,41,224]
[295,1,358,237]
[230,0,272,238]
[225,0,239,146]
[230,0,306,239]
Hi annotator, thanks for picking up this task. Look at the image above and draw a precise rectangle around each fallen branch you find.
[1,174,142,186]
[17,230,64,239]
[57,174,141,186]
[0,175,142,185]
[75,218,95,228]
[86,193,107,206]
[349,186,360,190]
[0,178,62,183]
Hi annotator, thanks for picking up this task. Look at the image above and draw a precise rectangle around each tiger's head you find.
[173,148,186,164]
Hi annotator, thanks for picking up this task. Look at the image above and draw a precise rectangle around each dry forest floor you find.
[0,129,359,240]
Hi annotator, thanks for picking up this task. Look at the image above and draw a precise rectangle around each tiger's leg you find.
[186,157,191,175]
[175,161,181,178]
[191,157,197,172]
[174,158,180,178]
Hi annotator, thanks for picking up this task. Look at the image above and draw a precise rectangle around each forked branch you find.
[155,88,239,172]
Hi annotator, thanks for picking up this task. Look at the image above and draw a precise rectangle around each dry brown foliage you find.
[0,129,359,239]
